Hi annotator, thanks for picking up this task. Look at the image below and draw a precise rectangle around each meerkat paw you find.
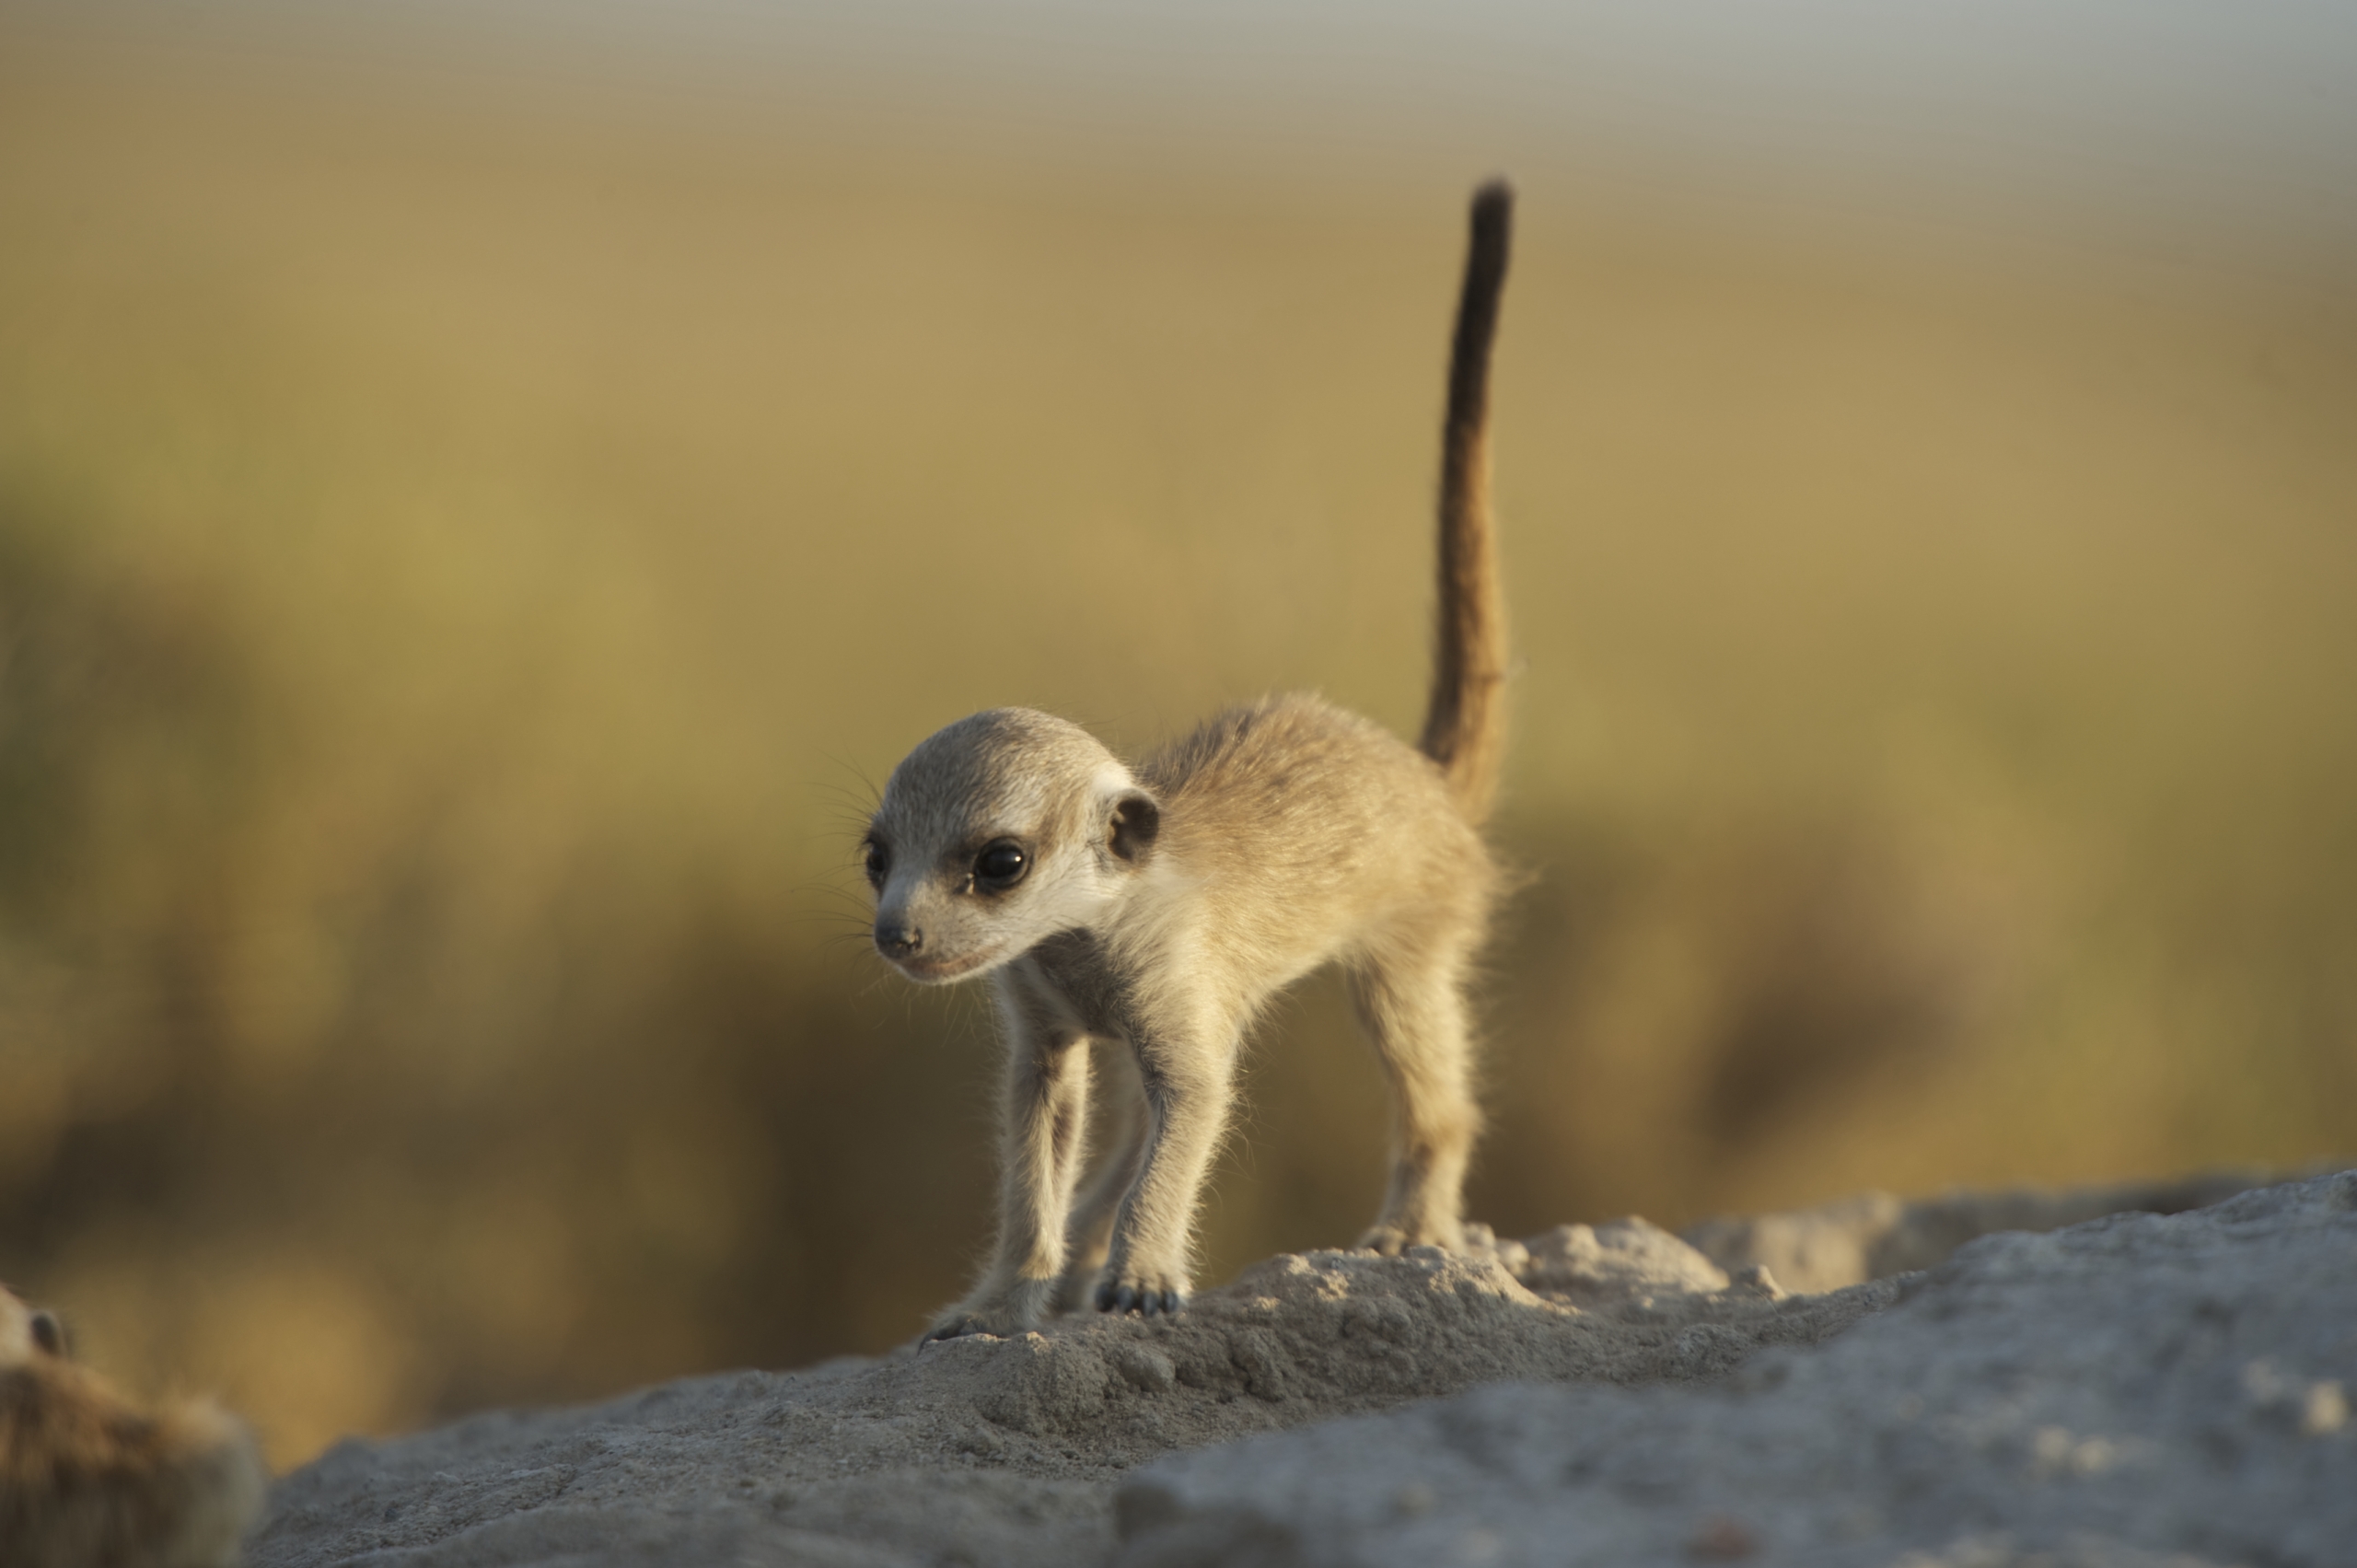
[921,1307,1001,1343]
[920,1277,1059,1343]
[1093,1269,1190,1318]
[1358,1216,1464,1255]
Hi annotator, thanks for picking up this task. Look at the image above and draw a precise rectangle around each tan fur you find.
[865,184,1516,1339]
[0,1286,266,1568]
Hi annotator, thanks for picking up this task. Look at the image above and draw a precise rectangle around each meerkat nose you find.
[876,923,924,958]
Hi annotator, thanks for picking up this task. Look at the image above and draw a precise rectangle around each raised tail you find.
[1417,180,1514,824]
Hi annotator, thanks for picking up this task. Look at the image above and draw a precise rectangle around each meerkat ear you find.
[1108,789,1161,865]
[29,1309,64,1357]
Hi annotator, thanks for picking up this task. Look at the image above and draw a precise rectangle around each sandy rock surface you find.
[251,1224,1887,1568]
[1117,1169,2357,1568]
[249,1169,2315,1568]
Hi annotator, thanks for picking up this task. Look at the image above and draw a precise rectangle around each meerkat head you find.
[864,707,1161,985]
[0,1283,66,1365]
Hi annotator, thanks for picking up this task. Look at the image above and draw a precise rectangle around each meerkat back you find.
[0,1286,266,1568]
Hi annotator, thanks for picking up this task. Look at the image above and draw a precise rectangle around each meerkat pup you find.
[865,182,1515,1340]
[1,1284,267,1568]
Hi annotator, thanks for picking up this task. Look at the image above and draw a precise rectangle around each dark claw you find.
[1114,1285,1141,1314]
[1165,1291,1187,1316]
[1094,1282,1119,1312]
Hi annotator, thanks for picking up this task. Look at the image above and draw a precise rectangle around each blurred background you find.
[1,0,2352,1469]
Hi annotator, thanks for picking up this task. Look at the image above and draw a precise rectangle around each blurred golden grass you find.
[1,30,2353,1468]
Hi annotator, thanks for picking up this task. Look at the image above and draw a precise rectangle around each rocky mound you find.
[249,1169,2326,1568]
[1120,1170,2357,1568]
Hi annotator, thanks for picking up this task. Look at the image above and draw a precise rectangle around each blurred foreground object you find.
[0,1284,265,1568]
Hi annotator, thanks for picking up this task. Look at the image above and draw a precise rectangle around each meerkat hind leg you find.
[1349,931,1482,1254]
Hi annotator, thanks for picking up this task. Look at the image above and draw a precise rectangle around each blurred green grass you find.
[1,33,2352,1468]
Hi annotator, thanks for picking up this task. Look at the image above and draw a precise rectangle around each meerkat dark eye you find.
[863,840,890,888]
[29,1310,64,1357]
[974,840,1028,889]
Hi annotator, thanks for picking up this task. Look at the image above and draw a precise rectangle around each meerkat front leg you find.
[1095,1013,1239,1316]
[924,970,1093,1341]
[1349,924,1483,1254]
